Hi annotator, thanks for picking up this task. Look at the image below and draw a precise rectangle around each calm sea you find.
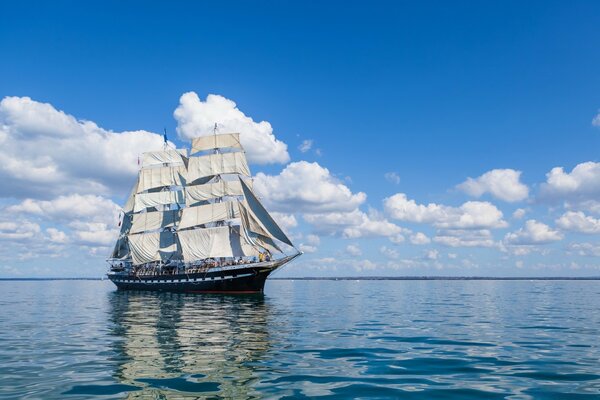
[0,279,599,399]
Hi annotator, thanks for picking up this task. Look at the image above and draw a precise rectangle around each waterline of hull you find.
[107,254,299,293]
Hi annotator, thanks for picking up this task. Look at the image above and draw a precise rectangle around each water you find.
[0,280,599,399]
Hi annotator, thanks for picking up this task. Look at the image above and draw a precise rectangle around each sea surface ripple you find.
[0,279,599,399]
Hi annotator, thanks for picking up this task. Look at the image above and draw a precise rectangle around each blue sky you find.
[1,1,600,277]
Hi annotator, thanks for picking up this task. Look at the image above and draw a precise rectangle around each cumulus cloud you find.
[298,234,320,253]
[0,221,41,240]
[457,169,529,202]
[380,246,399,259]
[512,208,526,219]
[174,92,289,164]
[569,242,600,257]
[298,139,313,153]
[384,172,400,185]
[7,194,121,248]
[556,211,600,234]
[304,209,404,239]
[539,162,600,201]
[425,249,439,260]
[410,232,431,245]
[0,96,166,199]
[433,229,496,248]
[346,244,362,256]
[593,110,600,127]
[270,212,298,233]
[504,220,563,245]
[254,161,367,213]
[384,193,507,229]
[8,194,120,224]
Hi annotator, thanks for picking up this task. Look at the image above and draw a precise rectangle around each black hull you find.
[108,265,274,293]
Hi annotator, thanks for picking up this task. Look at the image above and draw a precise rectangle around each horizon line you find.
[1,276,600,281]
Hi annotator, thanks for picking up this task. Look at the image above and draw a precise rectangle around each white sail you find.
[134,190,184,213]
[254,234,282,254]
[137,165,186,193]
[185,180,244,205]
[142,149,188,167]
[186,152,250,184]
[128,231,179,265]
[178,201,239,230]
[177,226,256,261]
[191,133,242,154]
[122,180,138,214]
[239,179,294,247]
[238,199,271,239]
[130,210,180,235]
[110,236,129,259]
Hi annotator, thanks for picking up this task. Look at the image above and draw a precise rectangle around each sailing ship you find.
[107,132,301,293]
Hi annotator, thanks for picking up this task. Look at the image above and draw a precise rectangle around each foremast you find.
[108,132,297,271]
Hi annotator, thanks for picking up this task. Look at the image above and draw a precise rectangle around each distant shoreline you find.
[1,276,600,281]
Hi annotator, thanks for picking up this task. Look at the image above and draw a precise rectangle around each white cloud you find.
[6,194,121,249]
[593,110,600,127]
[270,212,298,232]
[298,244,317,253]
[504,220,563,245]
[46,228,68,244]
[173,92,289,164]
[384,193,507,229]
[540,162,600,201]
[569,242,600,257]
[346,244,362,256]
[384,172,400,185]
[512,208,526,219]
[410,232,431,245]
[0,221,41,240]
[8,194,120,224]
[425,249,439,260]
[305,234,320,246]
[389,234,406,244]
[457,169,529,202]
[304,209,404,239]
[254,161,366,213]
[448,253,458,259]
[0,96,166,199]
[556,211,600,234]
[433,229,496,248]
[380,246,399,259]
[298,234,320,254]
[298,139,313,153]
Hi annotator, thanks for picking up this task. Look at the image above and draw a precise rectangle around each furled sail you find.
[239,179,294,247]
[178,201,239,230]
[137,165,186,193]
[130,210,180,235]
[134,190,184,213]
[186,152,250,184]
[185,180,245,205]
[191,133,242,154]
[128,231,180,265]
[177,226,256,261]
[142,149,188,167]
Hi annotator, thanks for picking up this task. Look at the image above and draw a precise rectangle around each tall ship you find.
[107,132,301,293]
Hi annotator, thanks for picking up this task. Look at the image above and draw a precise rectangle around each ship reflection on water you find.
[108,290,272,398]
